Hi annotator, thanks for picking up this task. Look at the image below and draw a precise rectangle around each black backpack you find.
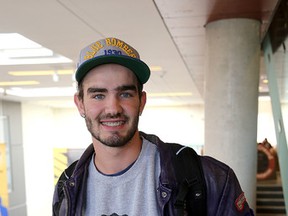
[56,144,207,216]
[168,143,207,216]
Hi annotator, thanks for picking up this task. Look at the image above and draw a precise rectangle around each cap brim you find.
[75,55,150,84]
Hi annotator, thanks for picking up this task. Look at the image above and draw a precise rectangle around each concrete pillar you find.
[204,18,260,209]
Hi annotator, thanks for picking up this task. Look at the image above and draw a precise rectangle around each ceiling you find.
[0,0,284,108]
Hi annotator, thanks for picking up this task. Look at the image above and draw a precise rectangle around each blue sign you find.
[0,197,8,216]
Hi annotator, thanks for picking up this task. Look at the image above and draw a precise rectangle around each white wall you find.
[140,105,205,152]
[257,97,277,146]
[22,103,92,216]
[52,108,91,149]
[22,103,55,216]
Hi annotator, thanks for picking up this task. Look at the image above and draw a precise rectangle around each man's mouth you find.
[101,121,125,127]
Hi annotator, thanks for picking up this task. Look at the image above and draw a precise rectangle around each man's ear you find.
[74,93,85,117]
[139,91,147,115]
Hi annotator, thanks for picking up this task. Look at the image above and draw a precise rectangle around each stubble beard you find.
[85,113,140,147]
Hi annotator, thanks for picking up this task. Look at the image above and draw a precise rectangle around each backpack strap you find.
[61,160,78,180]
[170,144,207,216]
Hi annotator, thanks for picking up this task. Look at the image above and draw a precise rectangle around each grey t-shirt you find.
[85,138,161,216]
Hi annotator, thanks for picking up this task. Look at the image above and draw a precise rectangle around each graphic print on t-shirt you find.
[101,213,128,216]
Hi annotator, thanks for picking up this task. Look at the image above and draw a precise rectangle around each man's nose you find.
[105,96,123,115]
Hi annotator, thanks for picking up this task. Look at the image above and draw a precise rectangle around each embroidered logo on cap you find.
[235,192,246,211]
[84,38,139,61]
[75,37,150,84]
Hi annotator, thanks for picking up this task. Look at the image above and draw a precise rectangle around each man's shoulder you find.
[199,155,241,197]
[141,131,232,177]
[200,155,231,174]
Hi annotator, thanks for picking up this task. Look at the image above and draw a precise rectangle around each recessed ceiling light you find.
[0,33,41,49]
[8,69,74,76]
[3,47,53,58]
[0,81,39,86]
[149,66,163,72]
[6,87,75,97]
[0,33,72,65]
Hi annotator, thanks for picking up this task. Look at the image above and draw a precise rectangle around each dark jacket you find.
[53,133,253,216]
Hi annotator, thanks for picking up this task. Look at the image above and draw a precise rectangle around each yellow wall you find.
[0,143,9,207]
[53,148,68,185]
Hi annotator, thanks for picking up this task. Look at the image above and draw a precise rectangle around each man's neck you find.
[92,134,142,175]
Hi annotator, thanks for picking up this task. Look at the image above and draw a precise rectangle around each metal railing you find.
[263,34,288,215]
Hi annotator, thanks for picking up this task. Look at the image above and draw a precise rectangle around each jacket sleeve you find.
[52,182,60,216]
[201,156,254,216]
[52,175,67,216]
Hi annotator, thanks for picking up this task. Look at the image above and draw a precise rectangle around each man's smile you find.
[101,120,125,127]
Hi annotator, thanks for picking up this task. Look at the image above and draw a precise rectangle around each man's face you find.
[74,64,146,147]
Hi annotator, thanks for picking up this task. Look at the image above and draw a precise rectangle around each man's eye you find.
[120,92,132,98]
[94,94,105,100]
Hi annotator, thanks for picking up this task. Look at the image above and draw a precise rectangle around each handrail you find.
[262,34,288,215]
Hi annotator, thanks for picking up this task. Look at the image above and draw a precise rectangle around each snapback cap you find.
[75,37,150,84]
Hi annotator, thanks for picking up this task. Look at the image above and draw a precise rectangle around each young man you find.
[53,37,254,215]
